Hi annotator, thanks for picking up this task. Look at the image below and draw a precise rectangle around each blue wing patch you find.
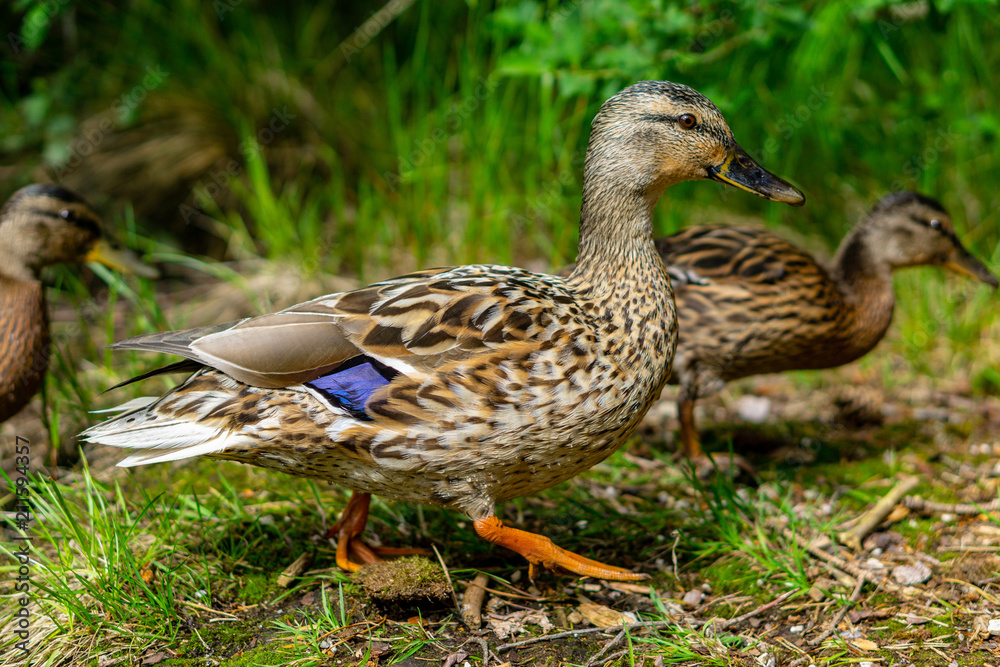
[306,356,398,420]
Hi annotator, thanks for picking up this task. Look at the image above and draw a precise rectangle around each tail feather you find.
[83,384,243,467]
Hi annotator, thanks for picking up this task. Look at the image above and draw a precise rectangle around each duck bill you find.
[707,145,805,207]
[943,245,999,288]
[85,239,160,279]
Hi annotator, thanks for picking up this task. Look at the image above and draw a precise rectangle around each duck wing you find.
[655,225,813,287]
[109,265,570,390]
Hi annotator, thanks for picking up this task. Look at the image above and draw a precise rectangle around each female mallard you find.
[660,191,997,473]
[84,81,804,581]
[0,184,156,423]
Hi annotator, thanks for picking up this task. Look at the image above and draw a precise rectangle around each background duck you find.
[0,184,156,424]
[84,81,804,581]
[659,191,997,474]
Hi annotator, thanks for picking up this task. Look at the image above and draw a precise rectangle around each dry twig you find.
[807,575,866,646]
[276,551,313,588]
[461,573,490,629]
[838,476,920,550]
[904,496,1000,515]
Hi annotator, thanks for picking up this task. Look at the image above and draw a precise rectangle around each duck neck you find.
[0,225,36,283]
[568,175,671,303]
[832,225,896,338]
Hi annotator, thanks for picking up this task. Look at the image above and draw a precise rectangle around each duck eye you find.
[929,219,941,230]
[60,209,78,222]
[678,114,697,129]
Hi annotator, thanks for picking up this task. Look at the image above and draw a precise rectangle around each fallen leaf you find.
[486,610,554,639]
[140,653,168,666]
[851,638,879,652]
[577,596,637,628]
[369,641,391,657]
[441,650,469,667]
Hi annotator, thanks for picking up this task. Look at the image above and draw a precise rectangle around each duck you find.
[0,184,157,424]
[658,190,997,474]
[83,81,804,581]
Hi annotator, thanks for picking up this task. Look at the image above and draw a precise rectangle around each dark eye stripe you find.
[911,213,959,243]
[26,207,101,236]
[640,113,679,123]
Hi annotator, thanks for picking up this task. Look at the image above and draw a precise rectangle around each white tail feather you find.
[83,403,241,467]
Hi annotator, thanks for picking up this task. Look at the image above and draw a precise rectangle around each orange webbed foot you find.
[329,492,428,572]
[474,516,648,581]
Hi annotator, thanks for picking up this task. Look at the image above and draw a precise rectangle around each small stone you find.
[737,395,771,423]
[509,569,522,583]
[682,589,704,607]
[864,558,885,570]
[567,610,584,624]
[789,625,804,633]
[891,562,932,586]
[988,618,1000,635]
[941,513,956,523]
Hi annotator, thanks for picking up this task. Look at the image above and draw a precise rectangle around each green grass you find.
[1,2,999,666]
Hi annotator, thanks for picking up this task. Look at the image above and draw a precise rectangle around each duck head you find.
[865,191,998,287]
[0,184,157,281]
[584,81,805,207]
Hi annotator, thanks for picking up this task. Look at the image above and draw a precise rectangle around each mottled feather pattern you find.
[661,225,893,399]
[88,261,676,520]
[0,278,49,420]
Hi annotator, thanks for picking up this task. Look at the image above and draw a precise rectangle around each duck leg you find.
[678,396,702,461]
[329,492,429,572]
[474,516,648,581]
[676,396,755,478]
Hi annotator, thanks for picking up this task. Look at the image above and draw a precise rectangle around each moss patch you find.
[355,556,451,602]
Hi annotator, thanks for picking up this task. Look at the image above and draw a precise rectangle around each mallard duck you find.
[84,81,804,581]
[0,184,156,423]
[659,191,997,473]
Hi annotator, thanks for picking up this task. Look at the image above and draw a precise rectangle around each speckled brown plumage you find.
[0,184,154,423]
[0,277,48,421]
[660,191,997,467]
[85,81,804,580]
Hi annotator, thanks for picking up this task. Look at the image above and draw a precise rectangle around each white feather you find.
[90,396,158,413]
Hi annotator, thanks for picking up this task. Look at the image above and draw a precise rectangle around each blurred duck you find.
[84,81,804,581]
[0,184,156,423]
[658,191,997,474]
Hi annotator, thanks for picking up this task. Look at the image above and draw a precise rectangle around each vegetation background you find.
[1,1,999,666]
